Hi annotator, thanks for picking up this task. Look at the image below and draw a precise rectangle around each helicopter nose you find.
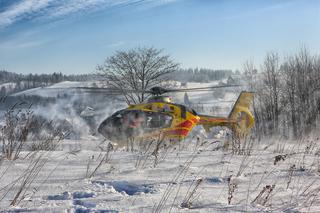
[98,118,118,140]
[98,118,131,141]
[97,120,110,138]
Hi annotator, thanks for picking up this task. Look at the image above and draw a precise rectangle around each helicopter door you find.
[145,112,172,129]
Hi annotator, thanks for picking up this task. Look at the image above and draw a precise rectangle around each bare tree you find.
[97,47,179,104]
[243,60,265,137]
[262,52,281,132]
[282,56,299,137]
[243,60,257,91]
[245,47,320,139]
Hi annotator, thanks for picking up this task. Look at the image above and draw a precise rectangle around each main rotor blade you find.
[44,84,242,95]
[165,84,242,93]
[45,87,146,94]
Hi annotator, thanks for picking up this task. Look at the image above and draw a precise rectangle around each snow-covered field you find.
[1,136,320,212]
[1,81,320,212]
[12,81,100,97]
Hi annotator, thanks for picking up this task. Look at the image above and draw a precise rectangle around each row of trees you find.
[97,47,238,104]
[0,71,95,84]
[169,68,235,83]
[244,47,320,139]
[0,71,95,96]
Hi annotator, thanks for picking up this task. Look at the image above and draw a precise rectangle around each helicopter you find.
[93,85,255,145]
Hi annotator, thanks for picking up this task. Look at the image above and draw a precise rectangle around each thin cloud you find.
[0,38,51,50]
[0,0,52,27]
[0,0,179,28]
[106,41,126,48]
[45,0,127,18]
[220,1,296,22]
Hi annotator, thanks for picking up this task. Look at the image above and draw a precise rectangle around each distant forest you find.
[0,68,237,96]
[0,70,95,96]
[169,68,236,82]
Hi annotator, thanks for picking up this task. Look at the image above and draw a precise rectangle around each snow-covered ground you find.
[0,82,16,89]
[1,136,320,212]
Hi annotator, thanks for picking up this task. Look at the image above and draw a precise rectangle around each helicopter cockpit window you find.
[112,110,172,129]
[145,112,172,129]
[108,111,141,127]
[123,111,145,129]
[108,110,125,127]
[100,110,172,138]
[98,109,174,140]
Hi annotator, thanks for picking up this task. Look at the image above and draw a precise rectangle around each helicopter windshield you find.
[98,110,173,141]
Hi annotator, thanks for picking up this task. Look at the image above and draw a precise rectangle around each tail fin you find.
[228,91,254,138]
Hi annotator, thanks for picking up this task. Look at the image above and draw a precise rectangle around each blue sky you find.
[0,0,319,74]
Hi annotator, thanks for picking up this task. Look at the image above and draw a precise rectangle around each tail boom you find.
[199,91,255,138]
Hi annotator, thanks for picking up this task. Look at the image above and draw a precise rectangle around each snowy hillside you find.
[12,81,100,97]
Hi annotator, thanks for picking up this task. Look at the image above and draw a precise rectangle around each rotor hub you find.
[149,87,168,96]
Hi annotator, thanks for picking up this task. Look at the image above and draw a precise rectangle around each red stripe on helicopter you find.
[191,118,198,123]
[165,129,189,136]
[175,120,193,128]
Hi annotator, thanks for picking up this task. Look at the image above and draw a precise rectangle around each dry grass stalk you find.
[88,142,113,178]
[1,103,33,160]
[180,178,203,209]
[300,186,320,210]
[85,155,94,178]
[135,139,155,169]
[20,151,78,208]
[252,184,275,206]
[10,152,49,206]
[1,131,64,207]
[227,175,237,205]
[0,96,6,103]
[151,135,165,168]
[287,164,296,189]
[154,147,202,213]
[135,134,170,169]
[29,124,66,151]
[231,134,254,155]
[317,158,320,175]
[236,155,250,177]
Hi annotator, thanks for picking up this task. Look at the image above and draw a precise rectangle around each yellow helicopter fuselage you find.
[98,92,254,143]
